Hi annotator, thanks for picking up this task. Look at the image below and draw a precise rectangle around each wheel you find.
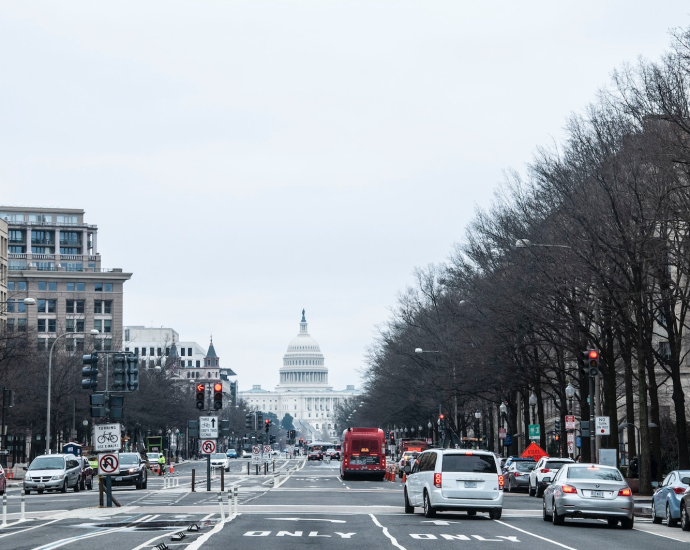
[37,489,44,494]
[652,501,662,524]
[543,498,551,522]
[681,503,690,531]
[489,508,502,520]
[135,473,143,490]
[528,482,535,497]
[24,489,31,495]
[536,487,543,498]
[552,500,565,525]
[87,479,93,490]
[668,503,679,527]
[621,516,634,530]
[467,510,477,516]
[80,478,86,491]
[73,480,80,492]
[142,474,148,490]
[607,518,618,527]
[404,489,414,513]
[423,491,436,518]
[61,480,67,493]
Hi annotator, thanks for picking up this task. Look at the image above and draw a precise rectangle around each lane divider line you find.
[0,519,60,539]
[370,514,406,550]
[494,520,578,550]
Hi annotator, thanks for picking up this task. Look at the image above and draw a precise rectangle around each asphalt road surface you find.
[1,457,688,550]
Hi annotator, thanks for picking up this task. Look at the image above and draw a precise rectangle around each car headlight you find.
[128,468,137,474]
[51,474,64,480]
[25,474,32,481]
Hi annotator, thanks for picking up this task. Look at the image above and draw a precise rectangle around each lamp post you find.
[474,410,482,449]
[528,393,537,424]
[565,382,575,415]
[499,402,507,456]
[427,421,433,444]
[46,329,99,454]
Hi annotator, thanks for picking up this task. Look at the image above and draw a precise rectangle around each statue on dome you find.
[301,309,306,322]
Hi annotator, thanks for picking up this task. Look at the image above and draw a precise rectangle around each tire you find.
[668,503,679,527]
[404,489,414,514]
[552,500,565,525]
[621,516,634,530]
[528,482,535,497]
[423,491,436,518]
[24,489,31,495]
[489,508,502,520]
[652,501,662,524]
[80,478,86,491]
[37,489,44,494]
[506,478,512,493]
[73,479,80,492]
[61,480,67,493]
[543,498,551,522]
[135,473,143,490]
[142,474,148,490]
[607,519,618,527]
[681,503,690,531]
[467,510,477,516]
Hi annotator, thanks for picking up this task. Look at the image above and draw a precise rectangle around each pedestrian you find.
[575,455,581,463]
[629,456,639,479]
[158,453,166,476]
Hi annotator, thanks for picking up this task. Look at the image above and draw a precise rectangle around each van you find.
[24,454,82,494]
[404,449,504,518]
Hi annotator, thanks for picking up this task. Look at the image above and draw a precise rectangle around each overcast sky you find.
[1,2,688,392]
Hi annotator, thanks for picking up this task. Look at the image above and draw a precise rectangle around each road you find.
[0,457,688,549]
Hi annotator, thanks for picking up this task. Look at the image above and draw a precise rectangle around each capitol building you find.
[238,311,361,440]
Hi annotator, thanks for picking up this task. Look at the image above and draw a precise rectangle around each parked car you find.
[542,463,633,528]
[24,454,82,494]
[112,452,148,489]
[529,457,574,497]
[0,464,6,495]
[652,470,690,526]
[399,452,419,478]
[226,449,238,459]
[505,460,536,492]
[77,456,94,490]
[404,449,504,519]
[210,453,230,471]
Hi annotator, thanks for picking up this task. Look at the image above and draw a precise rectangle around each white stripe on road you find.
[0,519,60,539]
[370,514,406,550]
[494,520,577,550]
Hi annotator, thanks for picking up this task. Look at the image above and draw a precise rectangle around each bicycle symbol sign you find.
[201,440,216,454]
[93,423,121,452]
[98,452,119,475]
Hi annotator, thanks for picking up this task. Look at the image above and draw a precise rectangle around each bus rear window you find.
[441,454,497,474]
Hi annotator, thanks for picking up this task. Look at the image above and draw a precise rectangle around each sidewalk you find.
[634,496,653,517]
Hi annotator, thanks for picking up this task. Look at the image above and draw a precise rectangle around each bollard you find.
[191,469,196,492]
[221,468,224,492]
[2,493,7,527]
[20,491,25,521]
[176,472,179,487]
[217,492,225,521]
[247,462,250,475]
[225,489,231,519]
[233,486,238,517]
[273,460,275,472]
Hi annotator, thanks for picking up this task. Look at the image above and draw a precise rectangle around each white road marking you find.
[494,520,577,550]
[267,517,347,523]
[0,519,60,538]
[370,514,406,550]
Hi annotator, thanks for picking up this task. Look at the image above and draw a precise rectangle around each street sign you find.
[252,445,261,464]
[576,436,582,448]
[498,428,506,440]
[504,434,513,446]
[263,445,271,463]
[528,424,540,440]
[567,432,575,444]
[199,416,219,439]
[200,440,217,454]
[595,416,610,435]
[567,441,574,453]
[520,442,548,461]
[93,423,121,452]
[565,415,576,430]
[98,452,119,475]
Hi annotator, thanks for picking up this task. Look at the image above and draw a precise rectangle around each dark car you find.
[78,456,94,490]
[503,456,535,474]
[112,452,148,489]
[308,451,322,461]
[505,460,536,492]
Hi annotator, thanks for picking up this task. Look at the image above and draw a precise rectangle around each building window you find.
[95,283,113,292]
[8,230,23,242]
[6,319,15,332]
[104,300,112,314]
[66,299,85,314]
[67,283,74,291]
[77,282,85,291]
[17,282,26,291]
[196,360,201,368]
[7,282,14,291]
[189,360,192,367]
[149,347,154,356]
[37,319,46,332]
[188,348,192,356]
[38,282,47,291]
[157,348,162,356]
[48,319,56,333]
[76,319,85,332]
[94,300,111,314]
[103,339,112,350]
[93,320,102,332]
[95,283,102,292]
[64,262,82,272]
[66,319,74,332]
[61,248,79,254]
[134,347,139,355]
[32,247,46,254]
[181,348,185,356]
[104,320,112,333]
[76,339,84,351]
[17,319,26,332]
[140,347,146,356]
[60,231,80,244]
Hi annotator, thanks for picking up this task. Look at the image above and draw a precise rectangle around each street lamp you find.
[474,410,482,449]
[565,382,575,414]
[529,393,537,424]
[0,297,36,306]
[46,329,99,454]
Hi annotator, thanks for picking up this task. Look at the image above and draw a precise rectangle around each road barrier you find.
[20,492,25,521]
[2,494,6,527]
[217,492,225,521]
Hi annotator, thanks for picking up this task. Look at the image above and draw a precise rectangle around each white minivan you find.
[404,449,504,519]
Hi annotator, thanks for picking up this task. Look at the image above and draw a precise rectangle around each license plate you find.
[464,481,477,488]
[37,483,45,488]
[591,490,603,498]
[115,477,123,481]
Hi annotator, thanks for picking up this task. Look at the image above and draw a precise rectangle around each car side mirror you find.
[683,477,690,485]
[23,467,28,471]
[404,464,411,474]
[542,477,551,484]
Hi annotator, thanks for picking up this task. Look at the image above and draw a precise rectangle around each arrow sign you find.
[98,452,119,475]
[211,418,216,427]
[267,518,347,523]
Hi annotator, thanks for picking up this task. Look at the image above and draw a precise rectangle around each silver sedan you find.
[542,463,634,529]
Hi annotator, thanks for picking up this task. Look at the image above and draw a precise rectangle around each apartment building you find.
[1,206,132,351]
[0,218,7,329]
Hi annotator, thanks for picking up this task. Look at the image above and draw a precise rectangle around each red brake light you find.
[562,485,577,494]
[673,487,685,495]
[514,472,522,477]
[618,488,632,496]
[498,475,505,489]
[541,468,550,473]
[434,473,442,488]
[465,452,473,456]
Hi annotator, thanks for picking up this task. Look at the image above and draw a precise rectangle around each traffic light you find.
[587,350,599,377]
[265,419,271,433]
[257,412,263,426]
[195,383,205,410]
[269,435,276,444]
[221,419,230,437]
[213,382,223,410]
[112,353,126,391]
[246,413,253,429]
[390,432,395,444]
[555,419,561,432]
[555,433,560,442]
[126,354,139,391]
[81,353,99,390]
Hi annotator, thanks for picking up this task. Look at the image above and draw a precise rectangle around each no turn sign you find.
[98,452,120,475]
[201,440,217,454]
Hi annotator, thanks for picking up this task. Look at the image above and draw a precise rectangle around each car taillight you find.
[618,488,632,496]
[561,485,577,494]
[434,473,442,488]
[540,469,550,474]
[498,475,504,490]
[514,472,522,477]
[672,487,685,495]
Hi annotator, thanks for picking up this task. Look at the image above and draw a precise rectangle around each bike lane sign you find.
[93,423,122,452]
[99,452,119,475]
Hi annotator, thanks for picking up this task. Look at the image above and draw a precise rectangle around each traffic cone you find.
[169,463,174,474]
[402,472,406,483]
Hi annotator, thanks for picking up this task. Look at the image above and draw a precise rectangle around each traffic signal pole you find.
[589,374,596,462]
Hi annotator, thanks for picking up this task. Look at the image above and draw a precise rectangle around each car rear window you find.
[515,462,535,472]
[545,461,571,470]
[567,467,623,481]
[442,454,497,473]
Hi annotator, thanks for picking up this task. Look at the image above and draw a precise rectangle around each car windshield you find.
[567,467,623,481]
[147,453,159,460]
[545,461,571,470]
[119,454,140,464]
[212,454,225,459]
[30,457,65,470]
[442,454,497,474]
[516,462,535,472]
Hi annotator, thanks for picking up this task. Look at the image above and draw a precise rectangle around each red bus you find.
[401,439,427,453]
[340,427,386,480]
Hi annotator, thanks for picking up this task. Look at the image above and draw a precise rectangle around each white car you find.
[529,456,574,497]
[210,453,230,471]
[404,449,504,519]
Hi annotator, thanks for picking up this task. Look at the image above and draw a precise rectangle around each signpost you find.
[98,451,119,508]
[93,423,121,452]
[263,445,271,464]
[595,416,610,435]
[201,440,217,454]
[498,428,506,440]
[520,442,548,461]
[565,415,576,430]
[567,432,575,455]
[528,424,540,441]
[200,416,219,439]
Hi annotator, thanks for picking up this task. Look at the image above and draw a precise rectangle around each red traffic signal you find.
[195,383,205,410]
[213,383,222,392]
[213,382,223,410]
[588,350,599,359]
[196,383,205,392]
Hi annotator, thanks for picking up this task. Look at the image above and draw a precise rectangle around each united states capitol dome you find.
[278,310,330,388]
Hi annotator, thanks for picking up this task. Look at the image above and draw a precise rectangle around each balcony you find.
[60,239,81,246]
[31,239,54,246]
[9,238,24,244]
